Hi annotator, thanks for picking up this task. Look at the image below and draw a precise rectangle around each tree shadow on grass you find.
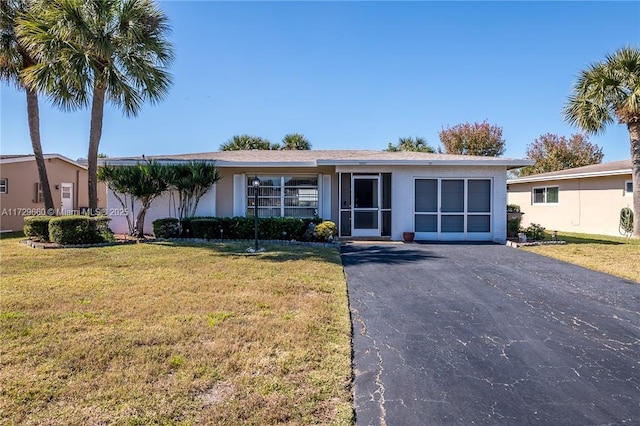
[154,240,343,265]
[340,244,442,266]
[556,234,627,245]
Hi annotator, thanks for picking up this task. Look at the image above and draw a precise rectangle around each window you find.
[414,178,491,234]
[625,180,633,196]
[35,182,44,203]
[0,178,7,194]
[532,186,558,204]
[247,175,318,218]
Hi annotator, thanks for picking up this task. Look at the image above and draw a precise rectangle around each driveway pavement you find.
[341,243,640,425]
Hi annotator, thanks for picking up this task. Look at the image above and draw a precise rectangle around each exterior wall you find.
[217,166,337,220]
[0,158,106,232]
[104,164,509,241]
[106,166,336,235]
[107,188,217,235]
[336,165,508,242]
[507,175,633,236]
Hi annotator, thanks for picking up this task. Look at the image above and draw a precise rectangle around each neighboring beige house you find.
[102,150,532,242]
[507,159,633,237]
[0,154,107,232]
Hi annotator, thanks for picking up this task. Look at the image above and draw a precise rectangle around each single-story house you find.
[0,154,107,232]
[102,150,532,242]
[507,159,634,237]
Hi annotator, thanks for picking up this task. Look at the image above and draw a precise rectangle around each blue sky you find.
[1,1,639,161]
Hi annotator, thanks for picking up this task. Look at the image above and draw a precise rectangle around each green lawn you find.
[521,232,640,283]
[0,235,353,425]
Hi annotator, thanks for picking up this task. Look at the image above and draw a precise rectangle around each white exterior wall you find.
[107,186,217,235]
[336,165,508,242]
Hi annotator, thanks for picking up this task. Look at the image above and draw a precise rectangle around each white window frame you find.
[532,186,559,205]
[0,178,7,194]
[625,180,633,196]
[413,178,493,240]
[35,182,44,203]
[246,175,319,218]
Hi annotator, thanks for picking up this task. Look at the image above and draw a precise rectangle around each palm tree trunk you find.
[629,121,640,238]
[87,85,106,213]
[26,88,55,213]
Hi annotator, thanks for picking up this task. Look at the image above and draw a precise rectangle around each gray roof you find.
[102,150,533,168]
[508,159,632,184]
[0,153,85,168]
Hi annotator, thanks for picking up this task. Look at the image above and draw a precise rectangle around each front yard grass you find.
[521,232,640,283]
[0,236,353,425]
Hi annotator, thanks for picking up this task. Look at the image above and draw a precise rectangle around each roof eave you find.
[507,169,632,184]
[318,159,534,168]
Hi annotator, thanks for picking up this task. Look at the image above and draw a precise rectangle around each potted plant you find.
[402,231,415,242]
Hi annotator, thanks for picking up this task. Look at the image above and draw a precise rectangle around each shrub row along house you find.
[0,154,106,232]
[507,159,634,237]
[100,150,531,242]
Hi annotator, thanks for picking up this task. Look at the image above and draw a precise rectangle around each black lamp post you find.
[252,176,261,251]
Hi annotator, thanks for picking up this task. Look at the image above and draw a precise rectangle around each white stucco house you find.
[507,159,634,237]
[101,150,532,242]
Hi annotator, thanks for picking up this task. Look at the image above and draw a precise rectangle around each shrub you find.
[48,216,114,245]
[507,204,521,213]
[507,217,522,237]
[313,221,337,241]
[189,217,322,240]
[524,223,546,241]
[152,218,180,239]
[23,216,53,241]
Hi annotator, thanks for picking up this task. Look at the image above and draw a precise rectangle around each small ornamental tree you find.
[167,161,221,223]
[439,120,506,156]
[517,133,604,177]
[385,137,436,153]
[98,160,169,237]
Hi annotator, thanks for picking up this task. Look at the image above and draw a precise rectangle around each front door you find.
[352,176,380,237]
[60,182,73,214]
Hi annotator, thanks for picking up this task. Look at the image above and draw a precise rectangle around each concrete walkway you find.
[341,243,640,425]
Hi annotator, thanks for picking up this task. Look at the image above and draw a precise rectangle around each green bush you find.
[524,223,546,241]
[507,217,522,237]
[23,216,53,241]
[48,216,114,245]
[313,221,337,241]
[507,204,521,213]
[189,217,322,240]
[152,218,180,239]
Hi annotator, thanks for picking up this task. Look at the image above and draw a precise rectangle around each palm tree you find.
[0,0,55,213]
[220,134,277,151]
[386,136,435,153]
[17,0,174,213]
[564,46,640,238]
[281,133,311,150]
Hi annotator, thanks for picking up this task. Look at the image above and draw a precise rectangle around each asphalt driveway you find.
[341,243,640,425]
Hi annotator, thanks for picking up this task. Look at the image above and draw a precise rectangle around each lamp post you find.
[252,176,261,251]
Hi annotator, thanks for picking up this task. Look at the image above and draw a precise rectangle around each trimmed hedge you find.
[24,216,54,241]
[188,217,322,241]
[48,216,114,245]
[152,218,180,239]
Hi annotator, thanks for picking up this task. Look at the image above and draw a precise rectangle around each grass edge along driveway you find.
[520,232,640,283]
[0,236,353,425]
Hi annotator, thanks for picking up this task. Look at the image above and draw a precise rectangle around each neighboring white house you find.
[102,150,532,242]
[507,159,633,237]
